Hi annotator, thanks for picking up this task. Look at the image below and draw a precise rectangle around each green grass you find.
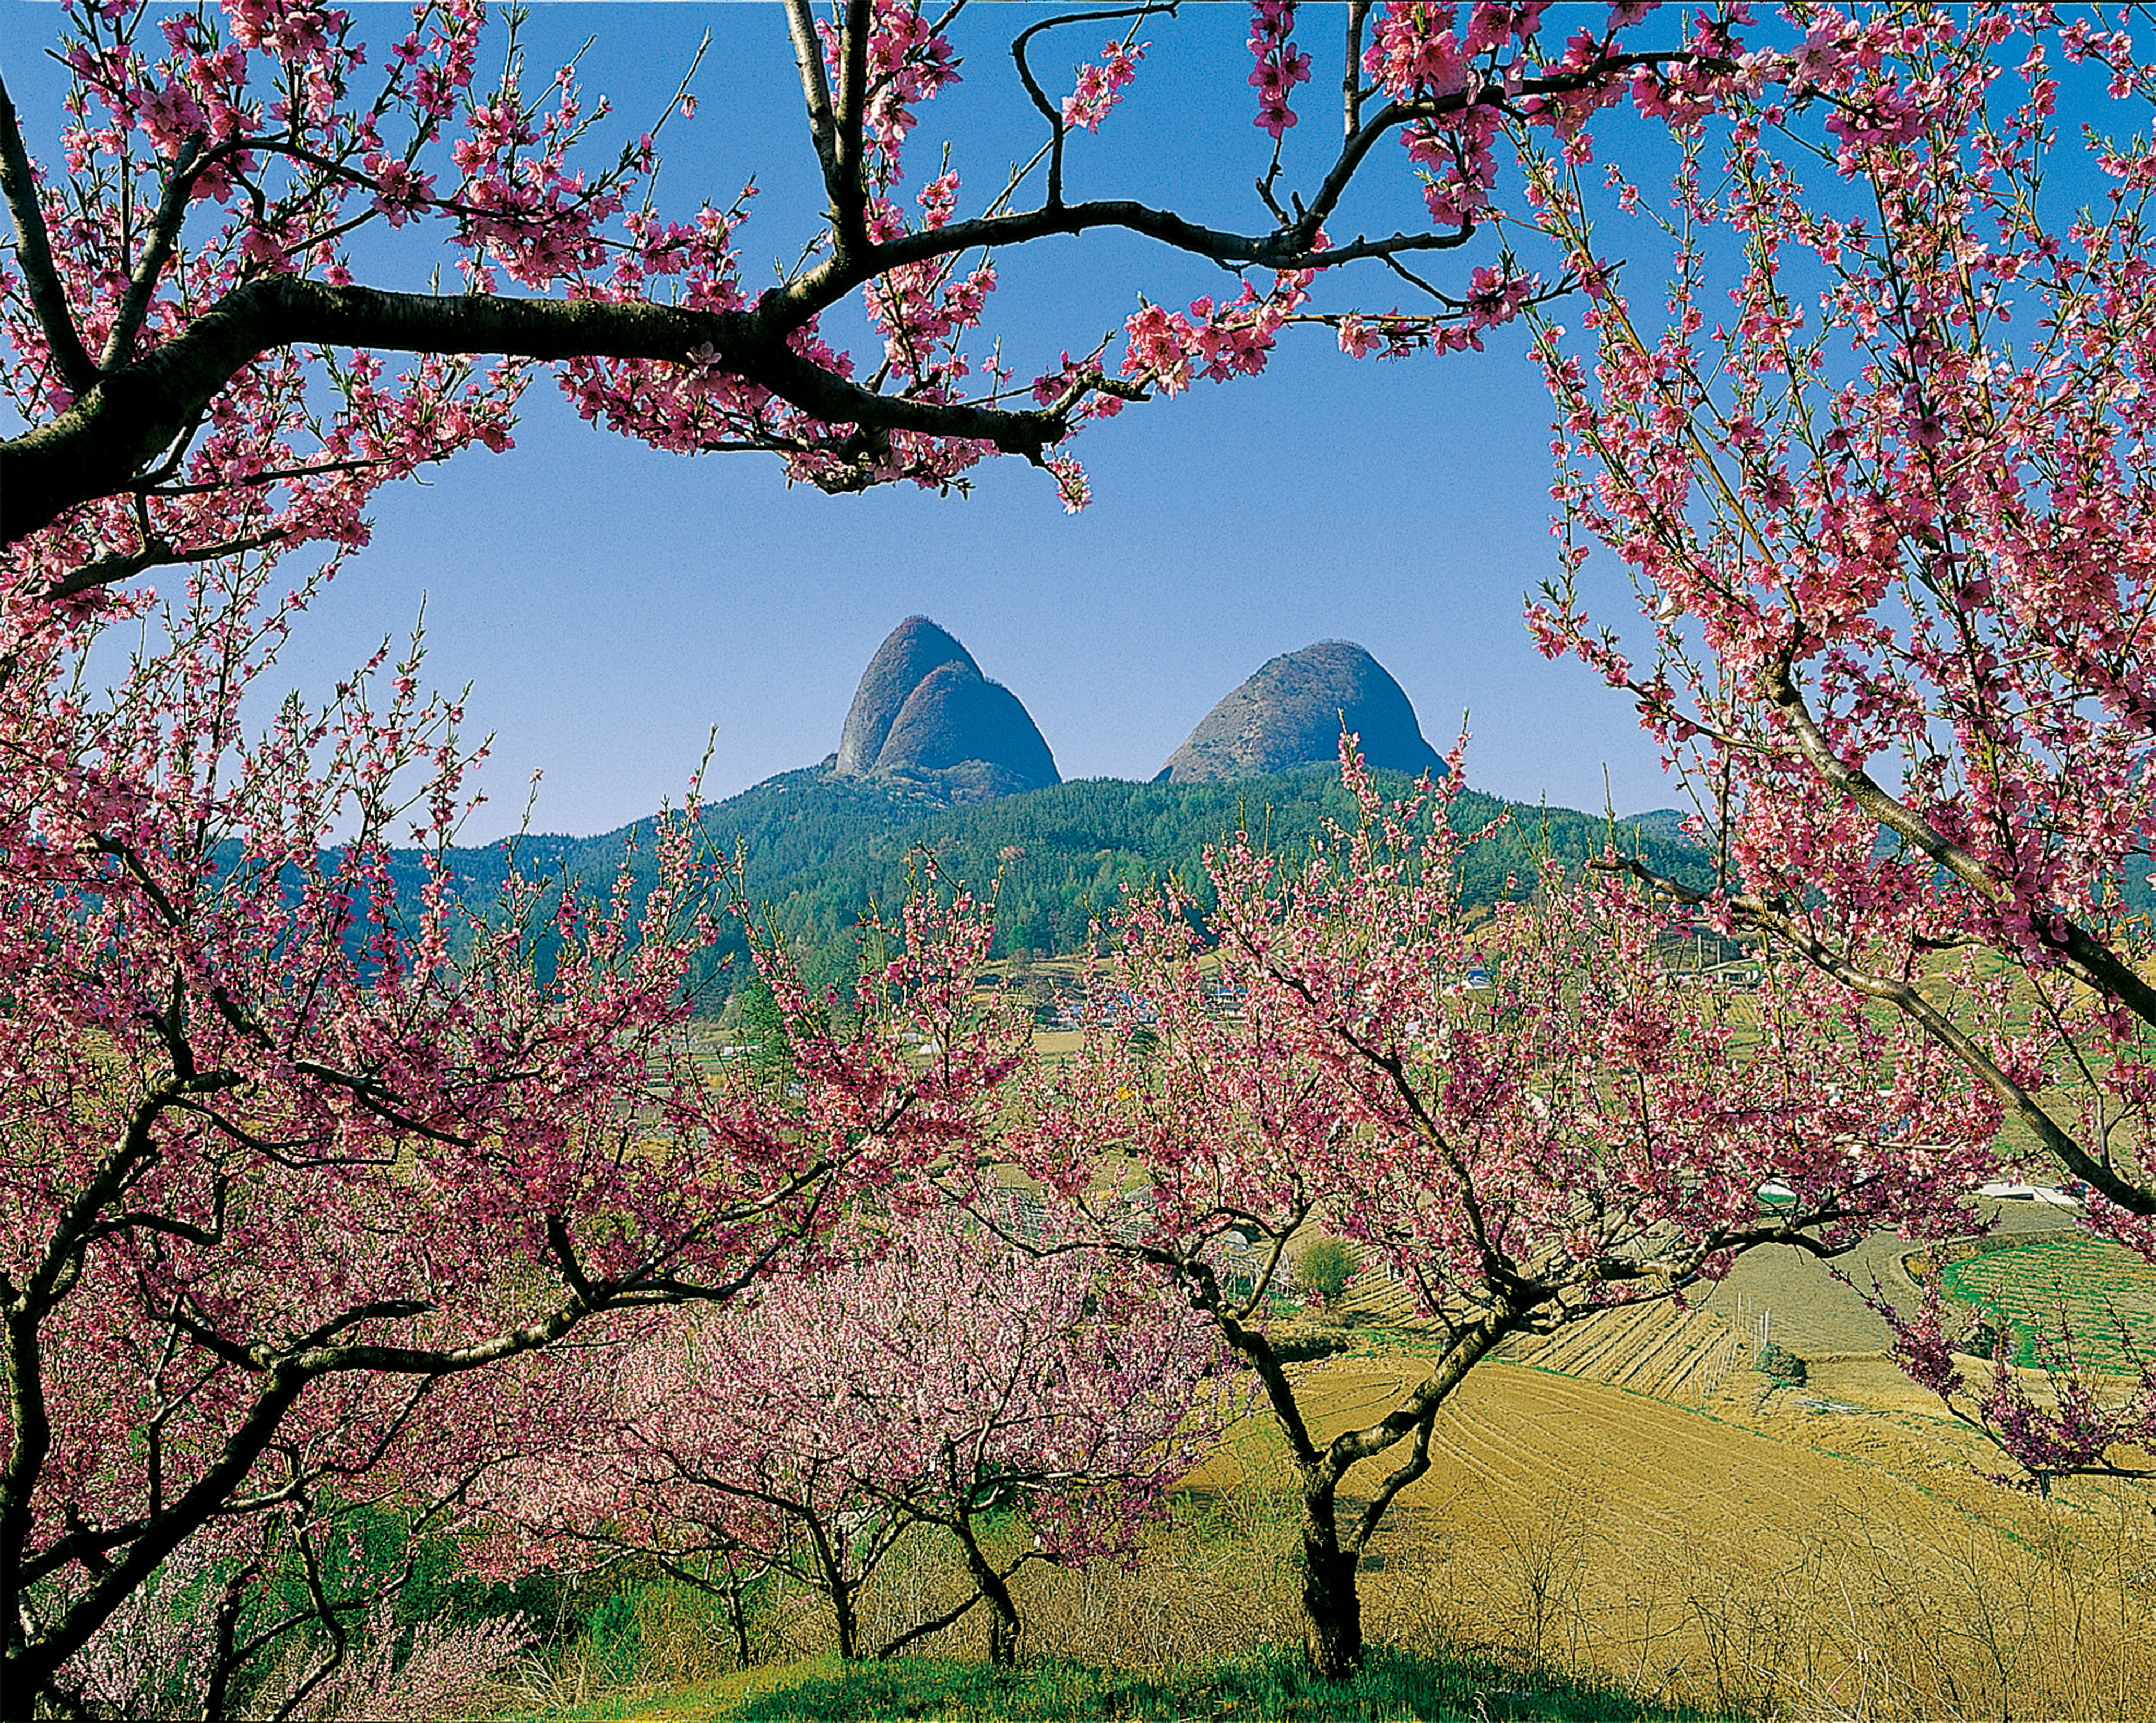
[528,1646,1740,1722]
[1939,1233,2156,1371]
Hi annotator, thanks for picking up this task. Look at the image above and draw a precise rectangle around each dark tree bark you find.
[802,1513,864,1663]
[950,1511,1022,1668]
[1298,1532,1363,1681]
[0,11,1705,555]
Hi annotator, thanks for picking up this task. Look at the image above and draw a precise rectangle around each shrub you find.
[1296,1237,1359,1308]
[1753,1343,1806,1386]
[1266,1325,1354,1363]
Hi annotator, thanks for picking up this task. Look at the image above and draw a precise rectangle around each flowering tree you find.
[66,1533,534,1723]
[485,1207,1229,1667]
[0,0,1745,554]
[0,515,1019,1712]
[963,742,1998,1677]
[1871,1285,2156,1497]
[1518,6,2156,1470]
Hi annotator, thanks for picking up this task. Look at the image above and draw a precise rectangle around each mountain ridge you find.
[416,762,1711,1005]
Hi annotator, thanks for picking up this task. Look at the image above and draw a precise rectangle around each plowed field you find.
[1186,1352,2156,1719]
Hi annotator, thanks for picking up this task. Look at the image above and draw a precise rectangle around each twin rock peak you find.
[830,616,1444,798]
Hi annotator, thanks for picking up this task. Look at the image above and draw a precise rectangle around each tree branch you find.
[1009,14,1070,209]
[782,0,839,178]
[25,1369,312,1691]
[0,72,96,395]
[1006,6,1167,211]
[1596,850,2155,1217]
[99,132,206,374]
[1761,659,2156,1033]
[1329,1313,1503,1495]
[2,278,1070,547]
[831,0,873,258]
[1343,2,1372,140]
[1345,1401,1435,1557]
[46,532,285,602]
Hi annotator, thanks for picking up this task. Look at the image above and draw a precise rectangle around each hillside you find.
[412,764,1711,1006]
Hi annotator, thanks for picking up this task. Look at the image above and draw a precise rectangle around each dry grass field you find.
[1285,1353,2156,1719]
[990,1335,2154,1722]
[579,1332,2153,1721]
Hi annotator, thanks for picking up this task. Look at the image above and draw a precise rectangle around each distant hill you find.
[411,765,1711,1008]
[392,622,1713,1003]
[1158,641,1445,783]
[1621,809,1697,846]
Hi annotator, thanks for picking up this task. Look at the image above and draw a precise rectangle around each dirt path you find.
[1689,1197,2069,1357]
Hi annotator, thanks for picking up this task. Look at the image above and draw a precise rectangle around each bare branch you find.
[1008,6,1167,210]
[831,0,873,257]
[1343,2,1372,140]
[1009,15,1069,208]
[783,0,839,177]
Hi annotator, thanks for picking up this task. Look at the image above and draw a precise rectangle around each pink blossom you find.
[1063,38,1145,133]
[1247,0,1312,139]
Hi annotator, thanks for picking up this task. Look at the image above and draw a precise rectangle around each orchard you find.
[5,0,2156,1712]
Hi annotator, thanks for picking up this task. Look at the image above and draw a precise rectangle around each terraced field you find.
[1261,1212,2156,1715]
[1336,1272,1747,1404]
[1503,1302,1751,1403]
[1939,1231,2156,1370]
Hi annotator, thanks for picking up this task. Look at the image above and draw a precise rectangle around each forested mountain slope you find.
[401,765,1710,1006]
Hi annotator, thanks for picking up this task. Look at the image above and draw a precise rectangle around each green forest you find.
[399,763,1713,1007]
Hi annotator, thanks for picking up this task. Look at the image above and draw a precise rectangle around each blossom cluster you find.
[1247,1,1312,140]
[1121,267,1317,397]
[817,0,962,182]
[1063,37,1145,134]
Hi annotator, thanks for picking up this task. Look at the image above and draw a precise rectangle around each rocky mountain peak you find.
[833,617,1059,797]
[1156,640,1445,784]
[834,616,980,777]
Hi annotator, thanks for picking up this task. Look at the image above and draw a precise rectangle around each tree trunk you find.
[985,1589,1020,1667]
[1298,1491,1364,1678]
[1206,1260,1511,1683]
[722,1553,755,1669]
[830,1578,860,1661]
[804,1518,861,1659]
[201,1559,265,1722]
[1215,1294,1378,1679]
[952,1513,1022,1667]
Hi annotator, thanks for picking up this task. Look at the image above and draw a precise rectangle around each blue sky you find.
[5,2,1689,838]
